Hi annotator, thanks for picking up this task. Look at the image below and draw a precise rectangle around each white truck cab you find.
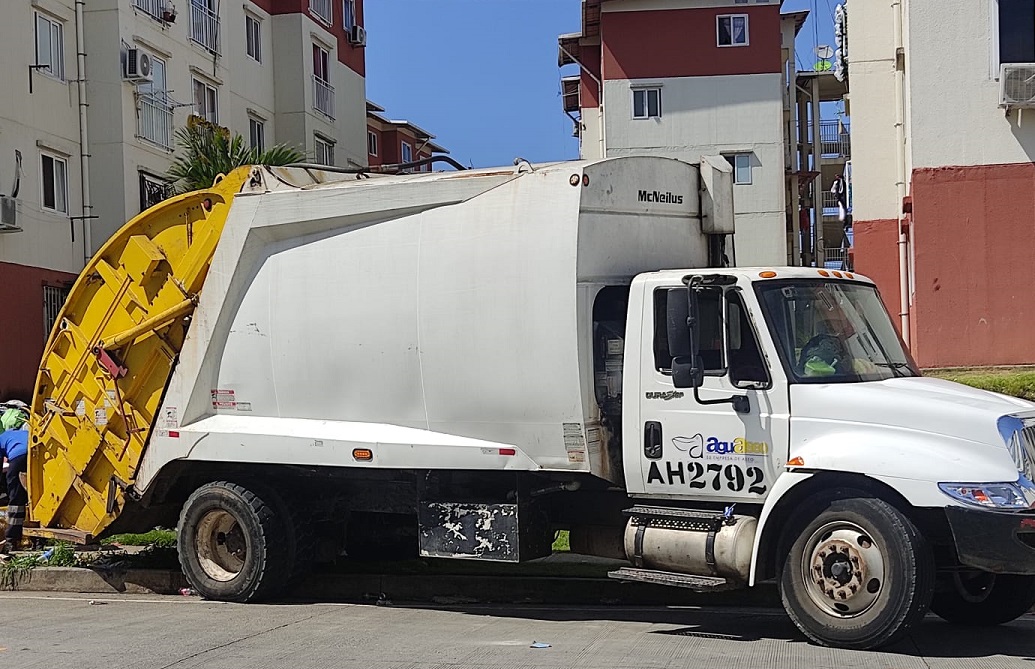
[26,156,1035,651]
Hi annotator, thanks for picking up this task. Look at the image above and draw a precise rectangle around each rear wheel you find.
[931,572,1035,625]
[178,481,293,602]
[779,492,935,649]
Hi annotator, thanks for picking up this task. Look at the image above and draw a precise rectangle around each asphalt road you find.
[1,592,1034,668]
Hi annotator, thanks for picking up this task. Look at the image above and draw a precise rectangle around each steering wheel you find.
[797,333,848,375]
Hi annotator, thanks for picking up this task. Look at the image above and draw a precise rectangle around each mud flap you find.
[418,501,551,562]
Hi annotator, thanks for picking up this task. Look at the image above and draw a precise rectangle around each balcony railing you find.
[313,75,334,119]
[133,0,164,20]
[309,0,333,24]
[819,120,850,158]
[190,3,220,54]
[823,247,852,271]
[137,94,174,149]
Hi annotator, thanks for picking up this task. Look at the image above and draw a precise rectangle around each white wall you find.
[907,0,1035,168]
[602,74,787,265]
[0,0,83,272]
[844,0,902,221]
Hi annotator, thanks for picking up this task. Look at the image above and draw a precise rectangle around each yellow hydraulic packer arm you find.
[26,167,252,543]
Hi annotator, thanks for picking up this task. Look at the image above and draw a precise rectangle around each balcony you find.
[190,3,220,54]
[313,75,334,119]
[133,0,165,21]
[309,0,333,25]
[818,120,850,158]
[823,247,852,271]
[137,94,174,149]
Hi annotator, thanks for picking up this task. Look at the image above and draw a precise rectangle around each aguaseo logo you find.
[673,434,768,458]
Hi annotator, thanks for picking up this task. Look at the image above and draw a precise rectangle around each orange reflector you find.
[787,456,805,467]
[818,270,830,277]
[352,448,373,461]
[831,271,843,278]
[845,272,854,279]
[758,271,777,279]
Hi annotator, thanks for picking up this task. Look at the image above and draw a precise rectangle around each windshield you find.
[755,280,919,383]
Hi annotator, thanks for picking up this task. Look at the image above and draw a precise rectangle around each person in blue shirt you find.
[0,402,29,554]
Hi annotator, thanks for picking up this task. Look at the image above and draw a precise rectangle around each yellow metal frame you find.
[26,168,252,540]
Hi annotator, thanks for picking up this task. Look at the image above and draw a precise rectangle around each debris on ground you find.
[530,642,551,649]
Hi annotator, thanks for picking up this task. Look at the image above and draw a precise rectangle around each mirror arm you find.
[693,387,751,414]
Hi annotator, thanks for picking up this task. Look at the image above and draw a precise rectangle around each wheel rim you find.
[952,571,996,604]
[195,509,247,582]
[801,520,886,618]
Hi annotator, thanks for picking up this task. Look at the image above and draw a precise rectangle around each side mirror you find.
[667,287,703,389]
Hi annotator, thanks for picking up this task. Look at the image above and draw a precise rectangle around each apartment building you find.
[848,0,1035,367]
[558,0,804,266]
[0,0,369,398]
[366,101,449,171]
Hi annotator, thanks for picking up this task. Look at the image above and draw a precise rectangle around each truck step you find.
[623,505,729,532]
[607,567,741,592]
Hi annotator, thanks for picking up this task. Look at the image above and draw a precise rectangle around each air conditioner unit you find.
[124,47,154,84]
[0,196,21,233]
[1000,64,1035,108]
[349,24,367,47]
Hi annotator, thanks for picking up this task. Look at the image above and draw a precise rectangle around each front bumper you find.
[946,506,1035,574]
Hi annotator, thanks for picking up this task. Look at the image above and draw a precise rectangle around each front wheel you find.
[178,481,294,602]
[931,572,1035,625]
[779,492,935,649]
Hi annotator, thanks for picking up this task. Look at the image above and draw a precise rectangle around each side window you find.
[652,287,724,374]
[727,292,769,387]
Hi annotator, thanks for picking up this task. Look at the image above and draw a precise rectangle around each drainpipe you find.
[559,43,605,158]
[811,76,823,265]
[75,0,93,264]
[892,0,909,345]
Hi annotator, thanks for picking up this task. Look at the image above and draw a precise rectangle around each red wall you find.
[908,163,1035,368]
[0,262,78,402]
[600,6,782,80]
[853,218,903,336]
[580,48,601,110]
[249,0,365,75]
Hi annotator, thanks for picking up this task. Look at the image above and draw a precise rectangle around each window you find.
[309,0,332,25]
[43,285,70,341]
[401,141,413,163]
[41,152,68,214]
[724,153,753,185]
[633,87,662,119]
[139,173,172,212]
[192,78,218,123]
[312,44,334,117]
[137,56,172,148]
[249,117,265,152]
[246,14,262,62]
[190,0,220,54]
[999,0,1035,65]
[718,14,749,47]
[726,292,769,388]
[313,44,330,81]
[367,131,378,156]
[34,13,64,80]
[315,135,334,165]
[343,0,356,32]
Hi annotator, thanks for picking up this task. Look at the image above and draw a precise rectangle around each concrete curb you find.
[3,566,781,607]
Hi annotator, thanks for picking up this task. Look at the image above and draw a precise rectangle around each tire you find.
[178,481,293,603]
[778,491,935,650]
[931,572,1035,626]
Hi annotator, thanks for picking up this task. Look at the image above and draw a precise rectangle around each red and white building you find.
[848,0,1035,367]
[366,102,448,171]
[558,0,805,266]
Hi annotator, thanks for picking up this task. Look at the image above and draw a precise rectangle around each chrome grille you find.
[1012,424,1035,482]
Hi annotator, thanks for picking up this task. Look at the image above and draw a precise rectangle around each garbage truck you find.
[22,155,1035,650]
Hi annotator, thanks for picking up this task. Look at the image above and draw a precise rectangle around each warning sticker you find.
[75,399,86,418]
[211,389,235,402]
[563,422,587,463]
[213,401,237,409]
[93,408,108,427]
[162,406,178,429]
[235,402,252,412]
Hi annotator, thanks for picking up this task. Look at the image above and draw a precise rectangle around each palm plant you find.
[167,117,305,193]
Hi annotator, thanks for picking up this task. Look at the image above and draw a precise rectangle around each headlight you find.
[939,480,1035,510]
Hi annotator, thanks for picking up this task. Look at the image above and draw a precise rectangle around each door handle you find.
[644,421,663,460]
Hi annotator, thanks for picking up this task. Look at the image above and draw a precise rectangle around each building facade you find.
[848,0,1035,367]
[0,0,370,398]
[558,0,803,266]
[366,101,448,171]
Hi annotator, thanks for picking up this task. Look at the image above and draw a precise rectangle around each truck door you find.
[633,280,789,502]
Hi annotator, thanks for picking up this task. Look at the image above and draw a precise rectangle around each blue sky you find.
[365,0,837,169]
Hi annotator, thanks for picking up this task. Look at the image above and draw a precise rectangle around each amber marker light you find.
[759,271,777,278]
[353,448,373,462]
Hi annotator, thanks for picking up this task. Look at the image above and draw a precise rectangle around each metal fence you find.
[138,94,173,149]
[43,285,70,341]
[190,3,220,54]
[823,247,852,271]
[313,75,334,119]
[133,0,164,20]
[818,120,850,158]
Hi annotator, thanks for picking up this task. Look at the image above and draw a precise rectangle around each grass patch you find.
[552,530,570,552]
[925,366,1035,401]
[102,528,177,548]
